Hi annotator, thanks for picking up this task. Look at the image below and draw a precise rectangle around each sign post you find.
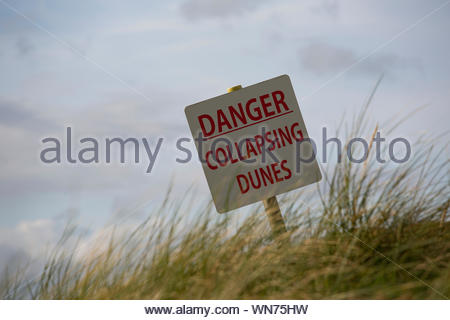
[185,75,321,238]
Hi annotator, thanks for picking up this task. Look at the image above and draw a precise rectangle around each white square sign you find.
[185,75,321,213]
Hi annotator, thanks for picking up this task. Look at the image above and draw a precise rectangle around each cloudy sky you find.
[0,0,449,269]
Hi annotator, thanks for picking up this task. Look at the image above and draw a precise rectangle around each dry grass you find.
[1,84,449,299]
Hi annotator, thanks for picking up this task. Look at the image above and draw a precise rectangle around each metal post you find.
[227,85,287,238]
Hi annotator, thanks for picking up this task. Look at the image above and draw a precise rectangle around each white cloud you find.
[0,218,62,273]
[180,0,267,20]
[310,0,339,18]
[298,42,416,76]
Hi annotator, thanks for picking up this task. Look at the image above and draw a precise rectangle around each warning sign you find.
[185,75,321,213]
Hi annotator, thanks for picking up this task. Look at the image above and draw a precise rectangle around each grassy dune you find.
[1,89,449,299]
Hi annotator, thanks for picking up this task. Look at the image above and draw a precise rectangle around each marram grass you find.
[1,88,449,300]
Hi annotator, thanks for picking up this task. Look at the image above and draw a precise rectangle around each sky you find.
[0,0,449,270]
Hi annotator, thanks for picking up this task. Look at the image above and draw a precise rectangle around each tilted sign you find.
[185,75,321,213]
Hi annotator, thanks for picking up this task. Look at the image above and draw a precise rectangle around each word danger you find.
[197,90,290,138]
